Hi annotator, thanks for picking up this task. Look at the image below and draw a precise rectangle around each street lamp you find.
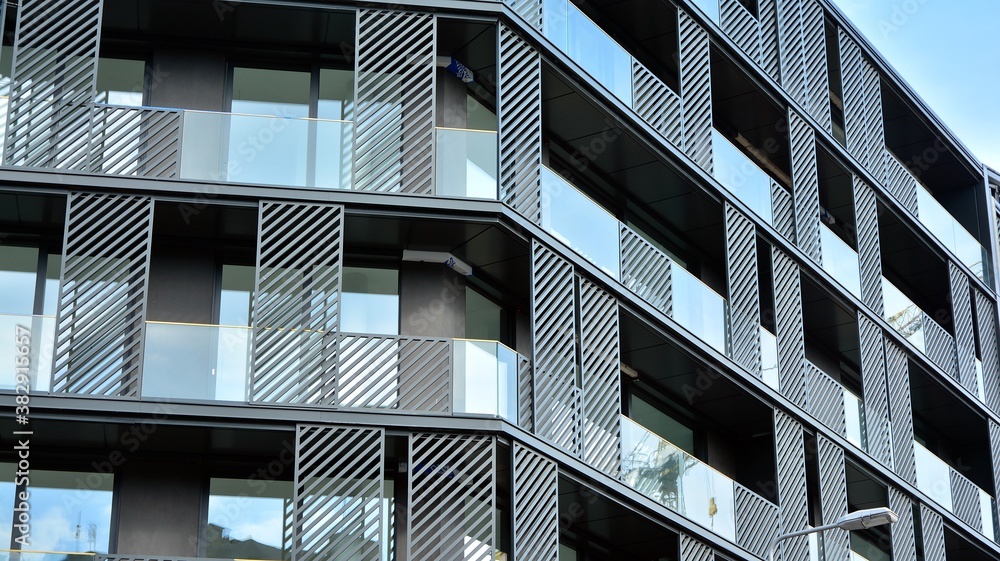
[766,507,898,561]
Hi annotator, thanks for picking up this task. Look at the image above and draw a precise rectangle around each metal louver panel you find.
[919,504,947,561]
[679,534,713,561]
[922,313,957,377]
[775,410,809,561]
[532,241,580,455]
[772,247,806,408]
[885,340,916,484]
[251,202,342,405]
[726,203,761,373]
[620,223,671,314]
[508,0,542,31]
[801,0,831,130]
[776,0,804,102]
[499,23,543,223]
[735,483,778,558]
[4,0,102,169]
[512,442,559,561]
[678,9,713,172]
[861,61,885,180]
[951,469,983,531]
[53,193,152,398]
[294,425,383,561]
[974,289,1000,413]
[632,60,682,147]
[90,106,182,178]
[839,29,885,179]
[579,278,621,476]
[720,0,762,63]
[807,362,846,434]
[408,434,495,561]
[949,263,978,393]
[518,354,534,431]
[771,181,797,243]
[882,148,920,214]
[816,435,849,561]
[355,9,435,194]
[990,422,1000,508]
[853,177,884,314]
[789,109,821,264]
[888,486,916,560]
[859,315,891,466]
[758,0,781,82]
[337,334,451,412]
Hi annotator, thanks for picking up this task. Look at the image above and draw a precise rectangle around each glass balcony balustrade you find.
[541,166,727,352]
[711,129,774,224]
[453,339,520,422]
[542,0,633,105]
[820,224,862,299]
[759,326,779,391]
[913,440,997,541]
[0,313,55,392]
[179,110,353,189]
[843,388,866,451]
[881,276,926,353]
[621,416,738,541]
[435,127,498,199]
[141,321,252,402]
[0,550,98,561]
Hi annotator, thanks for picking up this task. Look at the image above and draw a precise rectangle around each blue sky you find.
[831,0,1000,170]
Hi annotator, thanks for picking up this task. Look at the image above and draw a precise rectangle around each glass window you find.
[465,287,502,341]
[318,68,354,121]
[232,67,310,118]
[7,469,114,553]
[96,58,146,106]
[220,264,255,326]
[630,395,695,455]
[341,267,399,335]
[207,478,293,560]
[0,245,38,315]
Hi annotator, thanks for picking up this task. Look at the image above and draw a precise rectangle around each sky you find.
[831,0,1000,171]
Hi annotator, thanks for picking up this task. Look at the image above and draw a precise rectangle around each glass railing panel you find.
[621,416,736,541]
[843,388,867,451]
[435,128,498,199]
[541,0,632,105]
[0,313,55,392]
[881,276,925,352]
[453,339,519,423]
[0,551,98,561]
[179,111,352,190]
[913,440,953,510]
[980,490,996,542]
[976,358,986,403]
[711,130,773,224]
[540,166,621,279]
[821,225,862,299]
[671,265,727,353]
[760,326,779,391]
[916,185,987,281]
[141,321,251,402]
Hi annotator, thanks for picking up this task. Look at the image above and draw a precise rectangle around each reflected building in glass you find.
[0,0,997,560]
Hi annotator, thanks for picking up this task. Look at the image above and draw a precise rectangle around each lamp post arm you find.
[766,522,842,561]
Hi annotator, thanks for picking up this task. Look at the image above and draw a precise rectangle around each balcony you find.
[711,129,774,225]
[621,415,775,543]
[881,276,959,376]
[885,150,988,282]
[843,387,867,450]
[435,127,498,199]
[0,313,55,392]
[819,224,862,299]
[140,322,524,422]
[914,440,997,542]
[540,166,727,353]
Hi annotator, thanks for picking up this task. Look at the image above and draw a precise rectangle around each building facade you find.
[0,0,998,559]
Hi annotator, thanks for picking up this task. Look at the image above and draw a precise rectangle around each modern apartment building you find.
[0,0,998,559]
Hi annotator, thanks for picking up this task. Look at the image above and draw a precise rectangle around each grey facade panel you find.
[775,410,809,561]
[773,247,806,408]
[789,109,821,264]
[885,339,916,485]
[859,315,892,466]
[816,435,849,561]
[513,442,560,561]
[499,22,543,224]
[579,278,621,477]
[725,203,762,374]
[853,177,884,314]
[919,503,947,561]
[950,262,978,394]
[735,483,778,558]
[888,486,917,560]
[679,8,713,172]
